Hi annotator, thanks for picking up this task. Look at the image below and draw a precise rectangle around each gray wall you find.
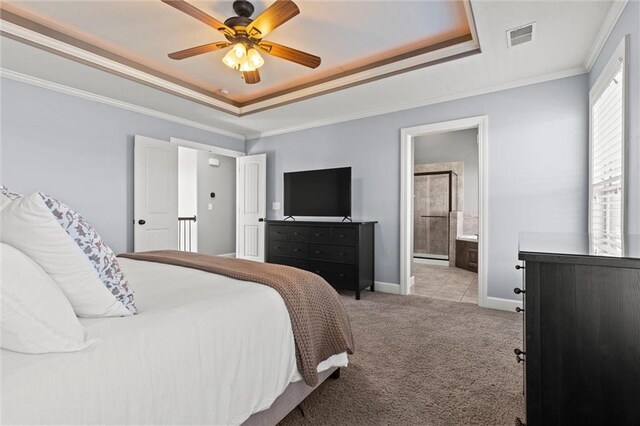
[589,0,639,234]
[414,128,479,213]
[0,78,244,255]
[196,151,236,256]
[247,75,589,300]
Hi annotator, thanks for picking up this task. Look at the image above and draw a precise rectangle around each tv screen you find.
[284,167,351,218]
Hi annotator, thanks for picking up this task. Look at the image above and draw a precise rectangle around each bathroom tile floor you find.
[411,263,478,304]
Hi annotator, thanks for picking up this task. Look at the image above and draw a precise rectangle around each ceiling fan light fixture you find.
[247,48,264,69]
[222,49,239,69]
[232,42,247,59]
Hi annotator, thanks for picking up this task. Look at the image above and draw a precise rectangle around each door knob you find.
[138,219,146,225]
[514,287,525,295]
[258,218,265,222]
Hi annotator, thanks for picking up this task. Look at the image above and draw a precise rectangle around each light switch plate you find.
[272,202,281,211]
[208,203,213,210]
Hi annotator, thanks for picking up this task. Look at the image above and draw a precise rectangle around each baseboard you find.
[217,252,236,258]
[481,296,522,312]
[372,281,401,295]
[413,257,449,266]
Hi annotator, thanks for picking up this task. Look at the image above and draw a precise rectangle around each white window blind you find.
[589,39,626,256]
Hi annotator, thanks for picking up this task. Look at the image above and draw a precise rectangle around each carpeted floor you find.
[279,292,525,425]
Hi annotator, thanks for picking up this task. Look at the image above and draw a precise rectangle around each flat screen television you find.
[284,167,351,218]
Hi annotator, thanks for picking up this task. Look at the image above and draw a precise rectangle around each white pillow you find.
[1,243,94,354]
[1,192,136,317]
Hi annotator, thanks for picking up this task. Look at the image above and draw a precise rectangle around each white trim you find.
[170,137,245,157]
[372,281,401,295]
[584,0,629,72]
[400,116,491,309]
[409,276,415,289]
[252,67,586,139]
[0,68,246,141]
[0,19,237,114]
[217,252,236,258]
[483,297,522,312]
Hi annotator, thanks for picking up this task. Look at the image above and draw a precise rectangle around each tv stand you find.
[341,216,352,222]
[283,216,296,221]
[265,220,377,299]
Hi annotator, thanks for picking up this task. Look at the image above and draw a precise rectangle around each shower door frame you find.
[413,170,458,261]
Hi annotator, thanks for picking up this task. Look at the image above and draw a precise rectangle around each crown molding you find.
[584,0,628,72]
[252,66,587,139]
[0,68,246,141]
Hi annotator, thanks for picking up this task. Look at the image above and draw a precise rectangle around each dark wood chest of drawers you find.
[516,234,640,425]
[265,220,376,299]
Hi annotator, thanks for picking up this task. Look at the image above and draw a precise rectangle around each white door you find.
[236,154,266,261]
[134,135,179,251]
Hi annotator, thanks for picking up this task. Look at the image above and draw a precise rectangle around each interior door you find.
[236,154,266,261]
[134,135,179,251]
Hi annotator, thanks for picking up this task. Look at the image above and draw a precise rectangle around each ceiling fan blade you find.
[245,0,299,39]
[243,69,261,84]
[162,0,235,37]
[168,42,230,60]
[258,41,321,69]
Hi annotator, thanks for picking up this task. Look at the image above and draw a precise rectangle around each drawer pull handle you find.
[293,232,301,236]
[338,273,345,277]
[339,253,346,256]
[515,265,525,270]
[314,233,322,237]
[293,249,300,252]
[315,250,321,254]
[515,307,524,313]
[514,287,525,295]
[275,246,281,249]
[339,234,345,238]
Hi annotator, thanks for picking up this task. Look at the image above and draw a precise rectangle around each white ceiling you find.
[0,0,616,138]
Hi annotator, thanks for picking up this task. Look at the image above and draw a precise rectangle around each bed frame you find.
[242,367,340,425]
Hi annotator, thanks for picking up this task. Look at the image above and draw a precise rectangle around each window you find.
[589,38,627,256]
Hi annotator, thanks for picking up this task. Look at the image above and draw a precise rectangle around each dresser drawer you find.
[269,241,308,259]
[286,226,309,241]
[309,244,356,264]
[309,226,331,243]
[269,255,308,270]
[269,226,289,241]
[309,261,357,290]
[331,227,357,245]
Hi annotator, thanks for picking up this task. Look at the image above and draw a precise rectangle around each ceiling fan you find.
[162,0,321,85]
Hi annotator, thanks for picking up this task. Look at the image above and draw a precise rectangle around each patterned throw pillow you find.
[39,193,136,315]
[0,185,22,211]
[0,185,22,201]
[0,192,136,317]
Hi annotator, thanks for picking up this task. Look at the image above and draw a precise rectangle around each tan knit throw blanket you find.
[118,250,354,386]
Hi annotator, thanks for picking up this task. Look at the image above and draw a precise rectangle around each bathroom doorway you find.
[400,116,488,307]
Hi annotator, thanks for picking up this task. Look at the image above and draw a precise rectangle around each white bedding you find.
[1,258,348,425]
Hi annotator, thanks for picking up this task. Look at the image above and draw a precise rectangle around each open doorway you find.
[178,146,237,256]
[412,129,478,303]
[400,116,488,307]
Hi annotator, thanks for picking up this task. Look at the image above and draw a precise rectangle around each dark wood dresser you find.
[516,233,640,425]
[265,220,376,299]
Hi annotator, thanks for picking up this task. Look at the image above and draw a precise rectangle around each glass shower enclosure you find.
[413,170,458,261]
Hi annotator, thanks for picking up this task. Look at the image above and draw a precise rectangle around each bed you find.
[1,257,348,425]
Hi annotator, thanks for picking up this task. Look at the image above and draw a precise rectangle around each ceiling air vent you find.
[507,22,536,48]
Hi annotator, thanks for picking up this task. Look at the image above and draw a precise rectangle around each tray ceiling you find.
[0,1,478,115]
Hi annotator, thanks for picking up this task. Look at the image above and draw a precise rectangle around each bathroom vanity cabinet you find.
[455,238,478,272]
